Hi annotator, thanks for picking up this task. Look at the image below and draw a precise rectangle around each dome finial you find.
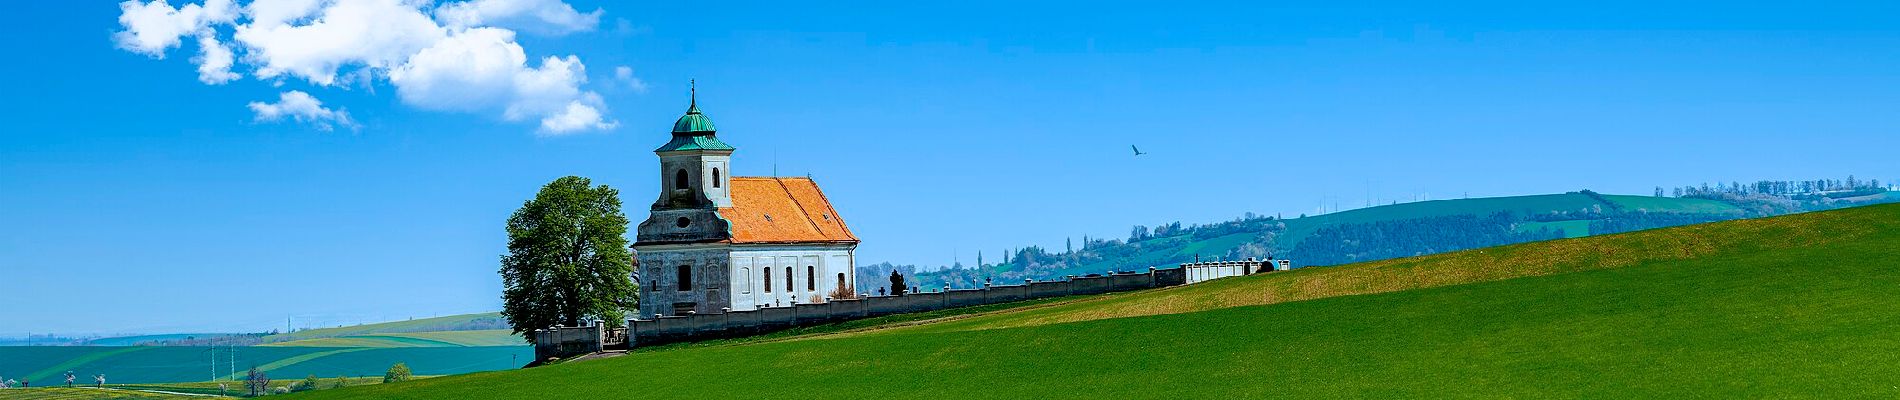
[688,79,698,113]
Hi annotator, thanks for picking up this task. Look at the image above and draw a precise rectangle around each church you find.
[632,88,860,318]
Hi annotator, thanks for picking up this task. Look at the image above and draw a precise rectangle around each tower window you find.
[674,169,689,190]
[676,265,692,292]
[712,168,721,188]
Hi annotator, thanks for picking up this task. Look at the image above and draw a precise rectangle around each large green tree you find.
[500,176,638,344]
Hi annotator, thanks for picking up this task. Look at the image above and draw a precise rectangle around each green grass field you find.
[294,204,1900,399]
[0,345,528,384]
[1602,194,1744,214]
[0,387,197,399]
[0,377,407,398]
[105,376,398,397]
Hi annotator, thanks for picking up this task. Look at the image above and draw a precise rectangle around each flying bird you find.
[1131,145,1147,156]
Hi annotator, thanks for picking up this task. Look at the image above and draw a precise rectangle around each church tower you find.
[632,82,860,318]
[636,83,734,244]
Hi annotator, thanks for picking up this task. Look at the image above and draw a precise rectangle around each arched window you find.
[763,268,772,293]
[837,273,846,291]
[676,265,691,291]
[712,168,721,188]
[807,266,816,291]
[674,169,689,190]
[784,267,793,292]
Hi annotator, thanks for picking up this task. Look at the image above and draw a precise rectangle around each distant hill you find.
[873,190,1805,291]
[874,180,1900,292]
[1275,193,1741,246]
[80,333,256,346]
[262,312,510,344]
[262,330,524,348]
[295,203,1900,398]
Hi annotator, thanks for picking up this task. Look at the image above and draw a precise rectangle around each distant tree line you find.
[1669,175,1885,199]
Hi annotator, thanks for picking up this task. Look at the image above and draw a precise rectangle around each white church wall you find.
[727,244,856,311]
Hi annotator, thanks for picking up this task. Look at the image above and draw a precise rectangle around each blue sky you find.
[2,0,1898,335]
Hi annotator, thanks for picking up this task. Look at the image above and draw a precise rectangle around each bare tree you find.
[244,367,269,397]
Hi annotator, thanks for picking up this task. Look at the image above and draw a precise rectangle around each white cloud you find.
[112,0,617,134]
[114,0,238,57]
[243,0,323,28]
[192,34,239,84]
[541,100,616,134]
[386,28,615,132]
[387,27,528,112]
[435,0,601,36]
[613,66,648,93]
[231,0,448,85]
[248,90,359,131]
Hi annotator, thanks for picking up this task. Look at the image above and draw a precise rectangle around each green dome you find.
[655,85,735,152]
[671,102,717,133]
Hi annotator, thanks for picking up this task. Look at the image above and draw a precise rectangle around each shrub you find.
[828,281,857,300]
[384,362,413,383]
[293,374,320,392]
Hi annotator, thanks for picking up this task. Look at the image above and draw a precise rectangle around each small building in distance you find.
[632,87,860,318]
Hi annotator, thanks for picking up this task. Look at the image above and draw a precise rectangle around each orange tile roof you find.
[719,177,859,244]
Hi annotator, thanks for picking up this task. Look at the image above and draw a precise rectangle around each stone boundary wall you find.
[531,263,1291,361]
[619,267,1189,351]
[532,324,602,361]
[1182,258,1294,284]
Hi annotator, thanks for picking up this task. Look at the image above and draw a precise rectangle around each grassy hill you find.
[1281,193,1740,244]
[263,313,508,344]
[296,203,1900,398]
[263,330,524,348]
